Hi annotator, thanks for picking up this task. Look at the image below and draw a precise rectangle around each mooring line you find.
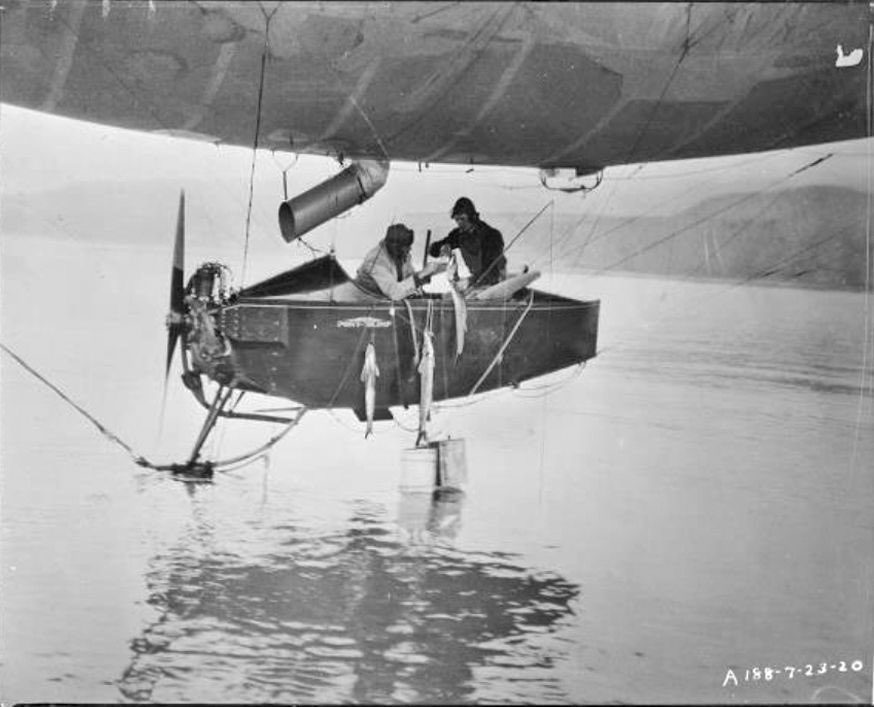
[0,342,303,476]
[1,342,145,464]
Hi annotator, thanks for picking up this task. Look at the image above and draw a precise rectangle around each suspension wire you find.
[524,169,626,292]
[349,95,391,162]
[586,152,836,278]
[546,156,778,268]
[52,4,281,244]
[538,7,790,276]
[239,46,268,286]
[604,151,789,181]
[240,3,280,287]
[267,149,330,259]
[594,221,860,362]
[50,5,170,133]
[619,3,697,169]
[271,150,300,201]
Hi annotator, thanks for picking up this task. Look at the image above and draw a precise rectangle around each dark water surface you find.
[2,240,872,703]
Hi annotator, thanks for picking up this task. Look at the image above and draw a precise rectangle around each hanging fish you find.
[416,330,435,447]
[360,342,380,438]
[446,254,467,359]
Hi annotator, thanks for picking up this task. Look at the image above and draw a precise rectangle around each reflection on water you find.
[119,490,579,704]
[4,243,871,703]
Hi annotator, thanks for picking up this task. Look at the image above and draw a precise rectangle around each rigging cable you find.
[240,2,281,287]
[555,159,790,267]
[586,152,839,278]
[594,220,860,363]
[51,4,279,243]
[620,2,701,168]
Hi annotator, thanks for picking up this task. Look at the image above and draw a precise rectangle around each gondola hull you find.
[191,291,599,411]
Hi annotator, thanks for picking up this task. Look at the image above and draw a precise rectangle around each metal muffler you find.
[278,158,389,242]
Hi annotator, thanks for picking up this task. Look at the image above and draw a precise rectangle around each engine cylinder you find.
[278,159,389,242]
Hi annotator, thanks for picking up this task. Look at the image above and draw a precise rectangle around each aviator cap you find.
[385,223,414,246]
[451,197,478,219]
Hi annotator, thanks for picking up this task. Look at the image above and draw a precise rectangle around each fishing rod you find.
[471,200,553,288]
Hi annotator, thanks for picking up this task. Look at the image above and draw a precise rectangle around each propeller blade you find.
[165,190,185,379]
[165,329,181,381]
[170,190,185,313]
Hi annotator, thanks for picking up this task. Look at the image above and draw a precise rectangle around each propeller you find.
[165,190,186,381]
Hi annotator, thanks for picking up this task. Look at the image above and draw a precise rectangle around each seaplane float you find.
[158,164,600,479]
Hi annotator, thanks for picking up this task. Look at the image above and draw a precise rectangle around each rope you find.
[585,152,838,278]
[240,40,270,287]
[240,2,280,286]
[403,299,421,363]
[1,341,307,476]
[468,292,535,396]
[327,323,373,409]
[512,362,587,398]
[1,342,145,464]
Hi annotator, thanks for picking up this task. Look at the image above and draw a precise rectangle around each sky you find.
[1,102,871,284]
[2,103,870,224]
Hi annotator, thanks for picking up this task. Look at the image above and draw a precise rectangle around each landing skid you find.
[144,374,307,480]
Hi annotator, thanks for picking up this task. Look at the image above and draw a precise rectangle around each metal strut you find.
[154,385,234,478]
[189,385,234,464]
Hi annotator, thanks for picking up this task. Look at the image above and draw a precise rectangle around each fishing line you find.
[472,200,553,287]
[512,362,587,398]
[537,390,547,507]
[527,168,628,294]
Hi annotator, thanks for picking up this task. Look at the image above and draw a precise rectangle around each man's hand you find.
[420,261,447,279]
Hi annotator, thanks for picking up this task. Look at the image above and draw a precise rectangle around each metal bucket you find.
[400,446,438,492]
[436,438,467,490]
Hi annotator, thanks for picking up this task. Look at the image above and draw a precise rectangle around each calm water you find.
[1,239,872,704]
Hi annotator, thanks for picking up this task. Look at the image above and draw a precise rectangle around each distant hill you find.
[503,185,871,290]
[1,178,271,248]
[2,181,870,289]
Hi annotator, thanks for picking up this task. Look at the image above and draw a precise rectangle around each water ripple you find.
[117,497,580,703]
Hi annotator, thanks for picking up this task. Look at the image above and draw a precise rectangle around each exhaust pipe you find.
[278,159,389,242]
